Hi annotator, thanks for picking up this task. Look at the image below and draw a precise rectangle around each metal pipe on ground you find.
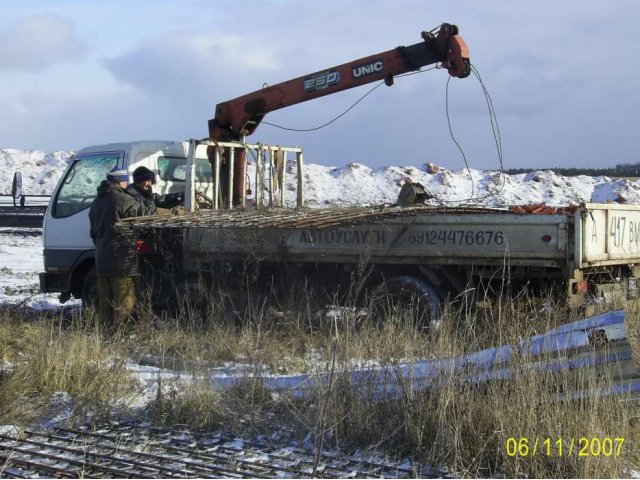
[133,310,639,402]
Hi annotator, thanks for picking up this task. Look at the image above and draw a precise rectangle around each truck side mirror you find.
[11,171,22,205]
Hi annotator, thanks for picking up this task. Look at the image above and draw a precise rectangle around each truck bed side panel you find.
[182,211,570,269]
[582,203,640,265]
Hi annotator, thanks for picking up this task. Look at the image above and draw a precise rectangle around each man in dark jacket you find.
[126,166,183,215]
[89,167,144,328]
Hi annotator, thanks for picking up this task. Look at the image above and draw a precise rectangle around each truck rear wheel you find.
[369,275,442,330]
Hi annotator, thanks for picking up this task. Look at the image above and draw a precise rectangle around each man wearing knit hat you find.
[89,167,144,329]
[126,166,184,215]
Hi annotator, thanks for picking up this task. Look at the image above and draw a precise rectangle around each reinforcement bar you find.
[118,204,510,231]
[0,422,436,478]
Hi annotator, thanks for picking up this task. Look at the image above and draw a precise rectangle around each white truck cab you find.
[39,140,214,303]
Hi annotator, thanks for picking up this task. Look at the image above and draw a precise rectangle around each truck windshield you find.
[53,153,120,218]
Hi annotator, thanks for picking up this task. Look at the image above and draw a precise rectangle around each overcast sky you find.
[2,0,639,170]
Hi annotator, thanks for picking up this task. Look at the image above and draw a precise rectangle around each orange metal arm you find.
[208,23,470,141]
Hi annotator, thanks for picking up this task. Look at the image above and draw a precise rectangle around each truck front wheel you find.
[81,267,98,310]
[369,275,442,330]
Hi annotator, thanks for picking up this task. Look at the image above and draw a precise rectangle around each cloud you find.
[103,32,280,101]
[1,87,168,151]
[4,0,640,171]
[0,13,88,72]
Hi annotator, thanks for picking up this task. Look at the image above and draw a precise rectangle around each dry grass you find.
[0,309,137,424]
[0,285,638,477]
[146,377,223,430]
[292,347,637,478]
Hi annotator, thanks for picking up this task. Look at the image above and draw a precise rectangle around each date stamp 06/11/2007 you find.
[505,437,625,458]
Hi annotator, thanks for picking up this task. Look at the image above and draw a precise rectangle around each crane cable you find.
[439,63,505,207]
[260,83,383,132]
[261,63,505,207]
[233,68,433,155]
[260,66,438,133]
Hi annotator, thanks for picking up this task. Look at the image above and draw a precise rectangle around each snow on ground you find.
[259,160,640,208]
[0,149,72,196]
[0,228,78,310]
[3,147,640,206]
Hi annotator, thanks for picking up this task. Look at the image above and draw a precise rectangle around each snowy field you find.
[0,228,72,310]
[3,147,640,207]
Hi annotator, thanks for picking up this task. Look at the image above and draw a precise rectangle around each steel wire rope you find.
[257,67,437,206]
[463,64,505,204]
[260,66,438,132]
[438,64,505,207]
[252,62,505,208]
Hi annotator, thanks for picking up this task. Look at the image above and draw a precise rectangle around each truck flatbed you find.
[119,202,640,273]
[120,204,568,270]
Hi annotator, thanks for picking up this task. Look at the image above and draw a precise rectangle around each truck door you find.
[42,152,122,294]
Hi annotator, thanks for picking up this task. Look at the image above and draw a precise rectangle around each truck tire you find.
[370,275,442,330]
[81,267,98,310]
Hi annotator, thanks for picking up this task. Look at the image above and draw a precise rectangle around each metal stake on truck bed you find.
[185,139,304,212]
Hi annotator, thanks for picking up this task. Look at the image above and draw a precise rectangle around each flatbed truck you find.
[116,141,640,324]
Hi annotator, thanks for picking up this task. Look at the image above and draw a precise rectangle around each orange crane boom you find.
[207,23,470,205]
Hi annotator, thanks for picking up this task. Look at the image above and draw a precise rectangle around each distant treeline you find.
[505,164,640,177]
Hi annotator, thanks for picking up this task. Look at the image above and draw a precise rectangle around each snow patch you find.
[3,148,640,206]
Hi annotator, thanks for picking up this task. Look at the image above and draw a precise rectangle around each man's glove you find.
[166,192,184,204]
